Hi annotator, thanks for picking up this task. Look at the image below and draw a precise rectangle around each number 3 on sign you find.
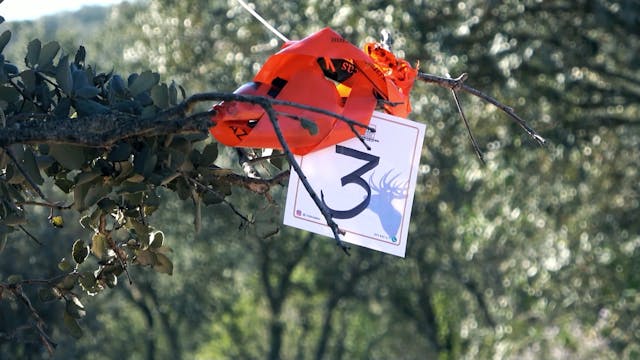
[321,145,380,219]
[284,110,426,257]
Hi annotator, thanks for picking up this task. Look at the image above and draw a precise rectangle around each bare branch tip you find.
[533,134,547,146]
[456,73,469,82]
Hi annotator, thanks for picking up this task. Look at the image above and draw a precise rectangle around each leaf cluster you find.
[0,28,245,342]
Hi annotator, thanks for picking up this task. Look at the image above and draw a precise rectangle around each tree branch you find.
[417,72,547,145]
[5,285,57,355]
[3,146,47,200]
[450,85,485,165]
[0,92,374,151]
[185,92,375,134]
[18,225,43,246]
[0,110,212,148]
[186,176,253,224]
[255,99,350,254]
[209,169,290,195]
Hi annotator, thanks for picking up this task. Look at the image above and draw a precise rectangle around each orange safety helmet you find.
[210,27,417,155]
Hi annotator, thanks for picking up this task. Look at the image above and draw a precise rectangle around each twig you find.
[255,99,350,254]
[187,176,253,224]
[7,78,49,113]
[247,152,286,164]
[0,274,66,288]
[189,93,352,253]
[417,72,547,145]
[8,285,57,355]
[236,148,262,179]
[184,92,376,134]
[18,225,43,246]
[0,93,374,149]
[191,187,202,233]
[348,123,372,151]
[99,214,132,285]
[16,201,72,210]
[207,169,290,194]
[3,146,47,200]
[277,111,371,151]
[448,77,486,164]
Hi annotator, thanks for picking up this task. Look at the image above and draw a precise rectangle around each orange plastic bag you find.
[210,27,417,155]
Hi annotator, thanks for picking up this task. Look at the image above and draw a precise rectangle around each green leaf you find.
[0,30,11,54]
[97,198,118,212]
[0,84,20,104]
[58,257,73,272]
[50,215,64,228]
[74,169,101,186]
[269,150,285,169]
[137,92,154,107]
[3,63,18,75]
[149,231,164,249]
[175,177,192,200]
[22,148,44,185]
[7,274,23,284]
[79,216,93,230]
[150,83,169,109]
[117,181,148,194]
[91,233,107,260]
[55,177,74,193]
[109,74,126,96]
[202,190,224,205]
[55,54,73,95]
[83,182,112,210]
[75,86,99,99]
[133,146,157,178]
[37,41,60,69]
[38,287,59,302]
[3,210,26,226]
[66,296,86,318]
[168,80,178,105]
[78,272,100,296]
[135,249,156,266]
[200,143,219,166]
[167,148,187,172]
[73,98,109,117]
[25,39,41,68]
[107,142,133,162]
[71,68,91,91]
[0,232,7,253]
[300,117,319,135]
[170,136,190,154]
[74,45,86,67]
[72,239,89,264]
[54,97,72,119]
[63,311,84,338]
[128,70,159,97]
[20,69,36,96]
[104,272,118,288]
[36,83,53,110]
[153,253,173,275]
[49,144,86,170]
[57,273,79,291]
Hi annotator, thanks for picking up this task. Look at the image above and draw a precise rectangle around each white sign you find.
[284,111,425,257]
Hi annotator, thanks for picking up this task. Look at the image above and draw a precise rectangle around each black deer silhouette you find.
[368,170,408,241]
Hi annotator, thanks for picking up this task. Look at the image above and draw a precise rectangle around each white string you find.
[235,0,290,42]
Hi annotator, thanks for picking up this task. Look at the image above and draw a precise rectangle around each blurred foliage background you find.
[1,0,639,359]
